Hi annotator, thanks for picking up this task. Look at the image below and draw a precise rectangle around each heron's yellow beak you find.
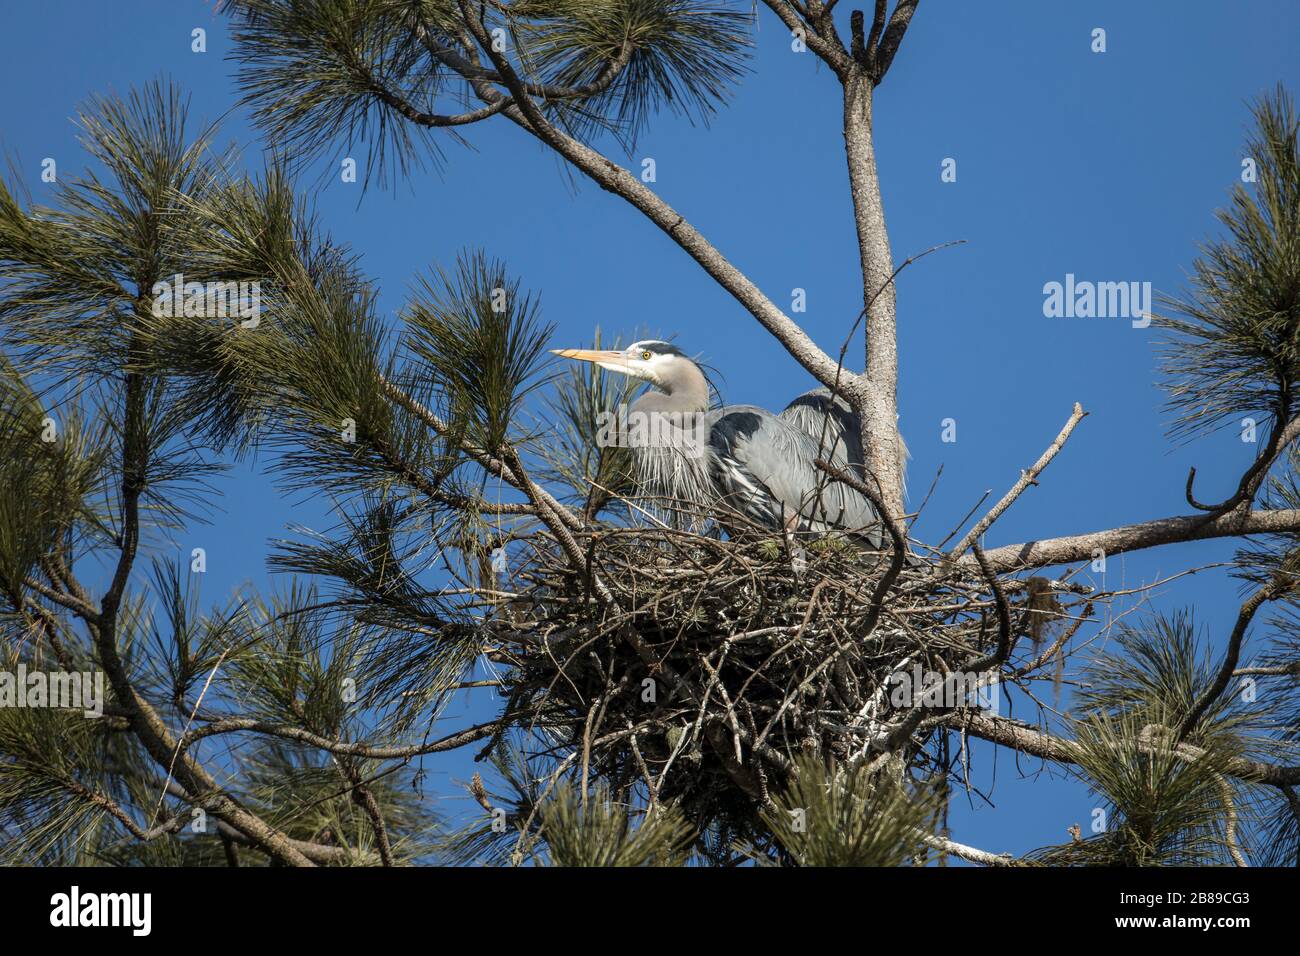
[550,349,628,364]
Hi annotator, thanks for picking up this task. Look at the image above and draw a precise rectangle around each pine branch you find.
[401,10,856,393]
[181,717,498,758]
[966,507,1300,574]
[945,710,1300,789]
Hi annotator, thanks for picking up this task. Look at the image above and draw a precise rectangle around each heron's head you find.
[551,340,706,402]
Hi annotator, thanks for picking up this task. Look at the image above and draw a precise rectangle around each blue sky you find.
[3,1,1299,861]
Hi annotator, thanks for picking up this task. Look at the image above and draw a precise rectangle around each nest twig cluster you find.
[481,523,1089,836]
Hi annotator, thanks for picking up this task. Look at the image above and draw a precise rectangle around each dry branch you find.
[949,403,1087,560]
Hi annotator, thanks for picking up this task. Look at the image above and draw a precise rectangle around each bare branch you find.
[410,10,854,396]
[1187,410,1300,516]
[916,829,1019,867]
[814,456,908,634]
[367,79,510,127]
[874,0,920,83]
[966,507,1300,574]
[182,717,499,758]
[1214,773,1248,867]
[161,780,367,865]
[948,403,1088,560]
[761,1,851,74]
[337,760,395,866]
[1177,574,1292,740]
[945,711,1300,788]
[965,543,1013,673]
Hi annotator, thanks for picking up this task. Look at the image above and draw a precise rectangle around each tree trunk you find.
[843,69,905,518]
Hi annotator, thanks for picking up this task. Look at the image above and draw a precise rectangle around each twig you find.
[1177,574,1291,740]
[948,403,1087,560]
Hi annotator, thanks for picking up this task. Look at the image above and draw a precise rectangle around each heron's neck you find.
[632,363,709,414]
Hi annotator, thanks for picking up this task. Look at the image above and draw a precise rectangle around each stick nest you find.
[480,524,1080,837]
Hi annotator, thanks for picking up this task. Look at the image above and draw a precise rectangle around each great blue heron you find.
[552,340,890,550]
[777,387,909,497]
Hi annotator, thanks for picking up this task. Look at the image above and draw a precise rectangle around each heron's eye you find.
[641,350,652,361]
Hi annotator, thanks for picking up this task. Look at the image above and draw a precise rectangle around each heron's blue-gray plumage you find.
[778,388,866,477]
[705,406,883,548]
[779,387,908,497]
[551,341,890,549]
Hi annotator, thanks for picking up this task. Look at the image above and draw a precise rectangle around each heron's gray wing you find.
[778,388,865,476]
[708,406,882,546]
[703,408,785,530]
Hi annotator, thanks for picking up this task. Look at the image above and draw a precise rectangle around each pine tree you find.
[1,2,1298,867]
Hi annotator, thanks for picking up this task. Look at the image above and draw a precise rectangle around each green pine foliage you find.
[1,2,1298,866]
[1161,86,1300,442]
